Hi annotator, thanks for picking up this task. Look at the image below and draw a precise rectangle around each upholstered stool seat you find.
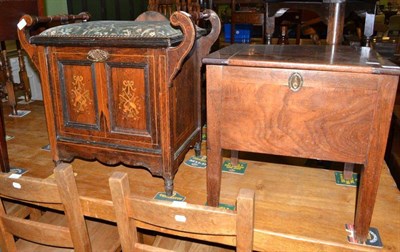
[30,20,206,47]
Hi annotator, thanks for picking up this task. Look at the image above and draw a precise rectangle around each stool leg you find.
[230,150,239,166]
[164,177,174,196]
[343,162,354,180]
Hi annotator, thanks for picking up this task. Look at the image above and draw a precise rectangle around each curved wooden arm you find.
[17,13,90,70]
[17,15,39,70]
[166,11,196,87]
[197,9,221,56]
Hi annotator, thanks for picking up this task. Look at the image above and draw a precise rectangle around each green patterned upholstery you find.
[30,20,206,47]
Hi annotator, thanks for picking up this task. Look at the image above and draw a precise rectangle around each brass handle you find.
[87,49,109,62]
[288,72,303,92]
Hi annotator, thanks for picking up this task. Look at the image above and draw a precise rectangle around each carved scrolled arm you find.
[166,11,196,87]
[198,9,221,51]
[17,13,90,70]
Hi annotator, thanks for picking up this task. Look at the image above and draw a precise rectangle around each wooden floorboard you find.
[2,101,400,251]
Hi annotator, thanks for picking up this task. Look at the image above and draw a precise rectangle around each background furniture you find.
[265,0,377,45]
[66,0,146,20]
[0,163,121,251]
[203,44,400,243]
[109,171,255,251]
[0,0,44,115]
[374,13,387,37]
[66,0,210,21]
[148,0,201,20]
[230,0,265,43]
[18,10,220,196]
[387,14,400,36]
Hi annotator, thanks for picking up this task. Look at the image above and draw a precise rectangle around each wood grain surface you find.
[2,101,400,251]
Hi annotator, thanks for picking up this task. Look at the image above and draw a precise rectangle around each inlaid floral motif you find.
[119,80,141,120]
[71,75,92,113]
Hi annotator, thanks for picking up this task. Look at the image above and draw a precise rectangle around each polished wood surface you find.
[18,10,220,195]
[2,101,400,251]
[0,163,121,251]
[203,44,400,243]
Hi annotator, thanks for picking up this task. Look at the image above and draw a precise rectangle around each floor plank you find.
[2,101,400,251]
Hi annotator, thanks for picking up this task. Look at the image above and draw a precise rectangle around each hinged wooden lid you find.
[202,44,400,75]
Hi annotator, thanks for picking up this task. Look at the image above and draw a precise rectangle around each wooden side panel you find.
[219,67,378,164]
[171,45,200,155]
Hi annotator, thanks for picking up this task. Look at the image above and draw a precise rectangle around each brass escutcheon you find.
[288,72,303,92]
[87,49,109,62]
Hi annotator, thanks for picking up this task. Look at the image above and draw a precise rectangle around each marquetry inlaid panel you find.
[57,60,100,130]
[107,63,149,135]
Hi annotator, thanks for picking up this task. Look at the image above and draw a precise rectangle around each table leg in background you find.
[0,100,10,173]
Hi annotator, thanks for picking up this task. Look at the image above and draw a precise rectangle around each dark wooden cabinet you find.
[203,44,400,243]
[18,11,220,194]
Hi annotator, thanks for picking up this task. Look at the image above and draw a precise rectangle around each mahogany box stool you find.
[203,44,400,243]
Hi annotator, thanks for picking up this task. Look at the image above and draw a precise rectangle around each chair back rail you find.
[1,215,73,247]
[0,163,92,251]
[129,196,237,234]
[109,171,255,251]
[0,175,61,203]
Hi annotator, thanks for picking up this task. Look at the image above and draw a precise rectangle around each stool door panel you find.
[50,50,104,139]
[104,54,158,146]
[49,48,159,150]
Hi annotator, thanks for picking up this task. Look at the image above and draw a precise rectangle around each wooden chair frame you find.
[109,171,255,251]
[0,163,120,251]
